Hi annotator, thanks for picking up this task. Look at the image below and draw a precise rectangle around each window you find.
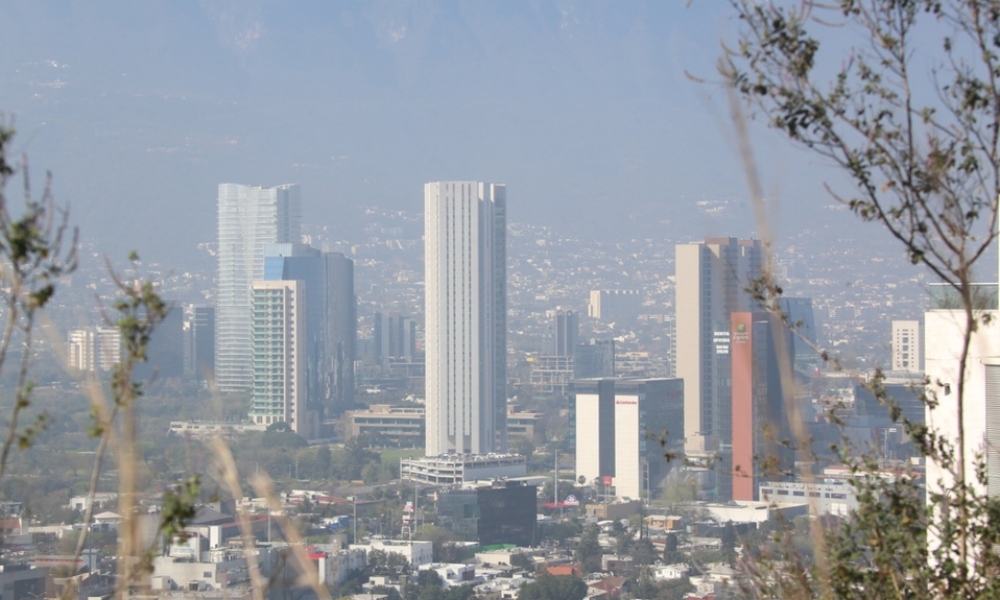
[793,491,805,497]
[831,493,847,500]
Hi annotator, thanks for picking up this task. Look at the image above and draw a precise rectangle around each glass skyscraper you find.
[216,183,301,394]
[264,243,357,416]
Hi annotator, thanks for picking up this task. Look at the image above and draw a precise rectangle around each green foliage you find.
[517,573,587,600]
[574,524,603,574]
[543,519,582,545]
[160,476,200,545]
[367,548,411,577]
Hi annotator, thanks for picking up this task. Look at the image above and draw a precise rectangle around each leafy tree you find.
[574,524,603,574]
[517,573,587,600]
[510,552,533,570]
[656,576,696,600]
[316,443,332,476]
[367,549,411,577]
[543,519,583,545]
[721,0,1000,597]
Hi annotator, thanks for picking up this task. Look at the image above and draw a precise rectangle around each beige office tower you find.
[675,238,762,455]
[424,181,507,456]
[891,320,922,373]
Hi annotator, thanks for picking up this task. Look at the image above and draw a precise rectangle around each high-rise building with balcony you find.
[248,280,310,436]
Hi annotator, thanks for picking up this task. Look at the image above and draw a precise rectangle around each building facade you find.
[570,377,685,500]
[248,280,311,436]
[779,297,818,375]
[553,309,579,356]
[400,454,526,486]
[68,327,122,372]
[264,243,357,414]
[424,181,507,455]
[191,306,216,381]
[216,183,301,394]
[924,283,1000,502]
[374,312,417,368]
[675,238,762,455]
[728,312,793,502]
[891,319,922,373]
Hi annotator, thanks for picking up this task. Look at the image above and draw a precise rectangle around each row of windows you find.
[761,488,848,500]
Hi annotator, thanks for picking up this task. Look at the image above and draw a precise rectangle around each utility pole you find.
[554,450,559,521]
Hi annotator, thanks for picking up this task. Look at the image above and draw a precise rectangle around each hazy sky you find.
[0,1,852,266]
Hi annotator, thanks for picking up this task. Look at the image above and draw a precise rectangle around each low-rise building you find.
[401,454,527,486]
[344,404,426,448]
[758,479,859,516]
[350,539,433,568]
[0,563,48,599]
[168,421,266,439]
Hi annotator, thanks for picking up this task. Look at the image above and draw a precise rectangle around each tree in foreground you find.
[722,0,1000,598]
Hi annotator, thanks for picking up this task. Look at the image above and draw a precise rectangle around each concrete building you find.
[400,454,526,486]
[248,280,311,436]
[569,378,685,499]
[891,319,923,373]
[758,479,859,516]
[675,237,762,456]
[728,312,793,502]
[216,183,301,394]
[345,404,426,448]
[0,563,48,599]
[924,283,1000,502]
[95,326,121,371]
[424,181,507,455]
[67,327,122,372]
[529,355,574,396]
[375,312,417,368]
[350,539,433,568]
[67,328,95,372]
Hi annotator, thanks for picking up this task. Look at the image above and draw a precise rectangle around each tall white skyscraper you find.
[424,181,507,455]
[216,183,301,393]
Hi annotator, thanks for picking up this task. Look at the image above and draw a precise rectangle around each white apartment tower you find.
[891,319,922,373]
[67,329,96,372]
[248,280,309,436]
[424,181,507,455]
[216,184,301,393]
[675,238,762,455]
